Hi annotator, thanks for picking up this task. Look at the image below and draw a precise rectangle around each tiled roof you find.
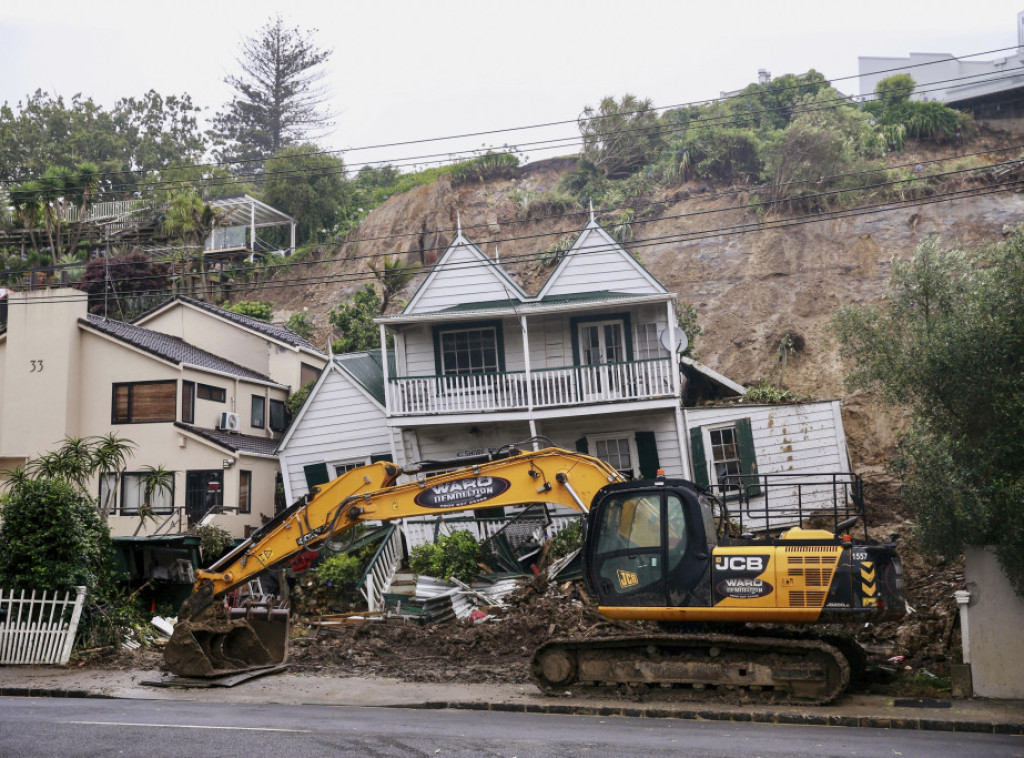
[81,315,272,383]
[158,296,319,352]
[174,423,280,456]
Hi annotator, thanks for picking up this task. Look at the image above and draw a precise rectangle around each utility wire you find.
[8,144,1022,285]
[1,44,1017,190]
[8,166,1023,307]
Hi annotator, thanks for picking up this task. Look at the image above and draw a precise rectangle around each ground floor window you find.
[120,471,174,515]
[588,434,638,479]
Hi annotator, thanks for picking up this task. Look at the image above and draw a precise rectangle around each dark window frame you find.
[431,319,505,376]
[111,380,177,424]
[197,383,226,403]
[269,398,287,432]
[238,470,252,514]
[181,381,195,424]
[251,395,266,429]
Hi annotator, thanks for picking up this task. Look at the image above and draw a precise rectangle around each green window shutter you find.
[634,431,660,479]
[689,426,709,489]
[303,462,330,490]
[735,417,762,497]
[575,437,589,454]
[370,453,392,463]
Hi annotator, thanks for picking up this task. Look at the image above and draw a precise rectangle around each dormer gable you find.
[537,215,667,300]
[403,231,527,315]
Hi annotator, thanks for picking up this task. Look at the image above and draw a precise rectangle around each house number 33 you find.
[29,360,44,372]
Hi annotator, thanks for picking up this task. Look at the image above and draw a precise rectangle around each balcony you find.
[388,357,675,416]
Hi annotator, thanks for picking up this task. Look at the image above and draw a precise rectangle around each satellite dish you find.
[660,327,688,354]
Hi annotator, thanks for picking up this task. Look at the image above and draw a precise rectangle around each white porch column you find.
[521,315,538,445]
[667,300,680,395]
[250,199,256,252]
[290,221,296,255]
[380,323,390,417]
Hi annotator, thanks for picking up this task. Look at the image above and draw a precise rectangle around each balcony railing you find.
[388,357,675,415]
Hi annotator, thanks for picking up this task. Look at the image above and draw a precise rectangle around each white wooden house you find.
[276,214,856,540]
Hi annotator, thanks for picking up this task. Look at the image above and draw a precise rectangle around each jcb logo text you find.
[715,556,766,572]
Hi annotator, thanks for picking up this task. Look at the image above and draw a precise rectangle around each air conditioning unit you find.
[219,412,241,432]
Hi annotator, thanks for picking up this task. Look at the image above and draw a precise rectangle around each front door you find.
[185,470,223,525]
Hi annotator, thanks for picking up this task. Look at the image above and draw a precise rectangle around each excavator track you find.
[531,633,850,705]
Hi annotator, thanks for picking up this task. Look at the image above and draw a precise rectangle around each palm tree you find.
[133,465,175,536]
[163,188,218,301]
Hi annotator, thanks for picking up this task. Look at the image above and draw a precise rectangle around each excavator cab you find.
[582,479,716,610]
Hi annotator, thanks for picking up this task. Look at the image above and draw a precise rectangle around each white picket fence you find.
[0,586,87,665]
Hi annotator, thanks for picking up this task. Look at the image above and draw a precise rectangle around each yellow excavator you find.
[166,443,905,703]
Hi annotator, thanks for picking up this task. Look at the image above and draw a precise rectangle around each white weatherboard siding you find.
[684,401,851,531]
[405,244,522,314]
[280,370,390,501]
[542,227,665,298]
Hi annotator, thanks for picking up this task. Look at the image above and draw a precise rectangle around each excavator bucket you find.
[164,599,290,678]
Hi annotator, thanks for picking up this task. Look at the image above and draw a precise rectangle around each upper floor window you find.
[197,384,226,403]
[300,362,321,387]
[251,395,266,429]
[181,381,195,424]
[269,399,287,432]
[112,381,176,424]
[436,323,501,375]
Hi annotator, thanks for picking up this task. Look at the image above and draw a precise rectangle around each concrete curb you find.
[406,700,1024,734]
[3,685,1021,734]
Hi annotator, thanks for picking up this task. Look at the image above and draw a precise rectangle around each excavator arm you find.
[166,445,624,677]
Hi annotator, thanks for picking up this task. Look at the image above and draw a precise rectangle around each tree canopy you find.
[831,232,1024,594]
[0,89,207,191]
[261,145,349,244]
[211,15,334,175]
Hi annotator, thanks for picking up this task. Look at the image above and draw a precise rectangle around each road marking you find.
[68,721,307,733]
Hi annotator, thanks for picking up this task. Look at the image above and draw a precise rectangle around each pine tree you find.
[211,15,333,177]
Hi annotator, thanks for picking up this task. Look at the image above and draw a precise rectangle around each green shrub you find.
[548,518,583,558]
[227,301,273,321]
[190,524,233,562]
[285,312,314,341]
[742,377,804,404]
[409,530,481,583]
[286,380,316,417]
[315,552,363,588]
[0,477,111,592]
[447,151,519,185]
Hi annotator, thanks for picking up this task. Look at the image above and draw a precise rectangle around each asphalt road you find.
[1,696,1021,757]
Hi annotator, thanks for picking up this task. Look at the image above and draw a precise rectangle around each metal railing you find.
[357,525,403,612]
[711,472,866,537]
[388,357,674,415]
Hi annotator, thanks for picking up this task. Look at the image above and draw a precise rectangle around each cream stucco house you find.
[0,289,326,538]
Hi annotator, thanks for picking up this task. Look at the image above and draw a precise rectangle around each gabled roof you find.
[133,295,321,353]
[275,350,393,453]
[173,422,280,456]
[403,231,528,315]
[333,350,394,407]
[537,216,668,300]
[81,315,274,383]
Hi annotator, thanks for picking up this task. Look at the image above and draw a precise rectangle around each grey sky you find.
[1,1,1021,170]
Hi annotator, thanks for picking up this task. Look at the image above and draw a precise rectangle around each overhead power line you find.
[1,43,1017,191]
[6,165,1023,308]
